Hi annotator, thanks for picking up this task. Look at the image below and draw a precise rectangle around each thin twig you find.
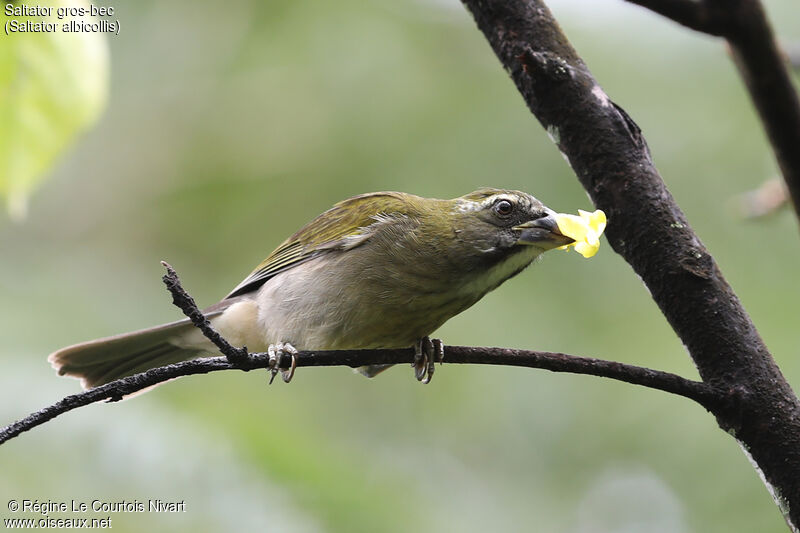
[624,0,730,35]
[625,0,800,224]
[161,262,249,365]
[0,264,717,446]
[0,349,716,446]
[735,177,788,219]
[781,40,800,70]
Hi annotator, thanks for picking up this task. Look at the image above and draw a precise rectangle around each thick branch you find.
[460,0,800,527]
[625,0,800,224]
[0,265,717,446]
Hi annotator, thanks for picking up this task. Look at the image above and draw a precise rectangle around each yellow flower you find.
[553,209,607,258]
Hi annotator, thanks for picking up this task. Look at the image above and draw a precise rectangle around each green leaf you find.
[0,0,109,220]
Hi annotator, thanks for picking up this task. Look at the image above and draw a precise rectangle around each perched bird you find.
[49,188,578,390]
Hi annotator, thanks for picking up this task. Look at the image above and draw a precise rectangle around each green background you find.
[1,0,799,531]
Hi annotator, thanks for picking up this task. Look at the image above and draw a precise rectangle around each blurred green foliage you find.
[0,0,108,219]
[1,0,799,531]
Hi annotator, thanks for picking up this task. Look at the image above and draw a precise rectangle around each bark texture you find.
[461,0,800,528]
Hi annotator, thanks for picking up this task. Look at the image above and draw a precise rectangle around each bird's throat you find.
[458,245,542,298]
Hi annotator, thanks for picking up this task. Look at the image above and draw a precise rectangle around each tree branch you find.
[624,0,731,35]
[0,264,718,446]
[459,0,800,528]
[161,261,249,365]
[625,0,800,225]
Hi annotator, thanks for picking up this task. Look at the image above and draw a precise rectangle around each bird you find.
[49,188,579,390]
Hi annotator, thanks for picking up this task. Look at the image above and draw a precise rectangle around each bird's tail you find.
[49,319,212,390]
[356,364,395,378]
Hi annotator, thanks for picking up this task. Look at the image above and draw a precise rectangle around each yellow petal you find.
[554,213,590,242]
[574,240,599,258]
[580,209,607,235]
[553,209,606,259]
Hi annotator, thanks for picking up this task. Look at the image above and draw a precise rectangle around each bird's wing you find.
[224,192,419,298]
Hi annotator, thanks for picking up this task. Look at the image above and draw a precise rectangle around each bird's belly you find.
[251,260,477,351]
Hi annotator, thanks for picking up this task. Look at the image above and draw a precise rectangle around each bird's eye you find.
[493,199,514,218]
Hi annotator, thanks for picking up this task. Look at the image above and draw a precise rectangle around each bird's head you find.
[447,188,574,262]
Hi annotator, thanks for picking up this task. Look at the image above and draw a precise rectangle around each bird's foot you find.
[267,342,298,384]
[413,337,444,384]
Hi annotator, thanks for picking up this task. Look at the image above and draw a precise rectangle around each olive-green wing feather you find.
[225,192,420,298]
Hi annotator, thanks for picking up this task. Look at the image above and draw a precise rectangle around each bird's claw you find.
[268,342,298,384]
[413,337,444,384]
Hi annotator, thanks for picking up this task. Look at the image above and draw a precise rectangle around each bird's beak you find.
[514,214,575,249]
